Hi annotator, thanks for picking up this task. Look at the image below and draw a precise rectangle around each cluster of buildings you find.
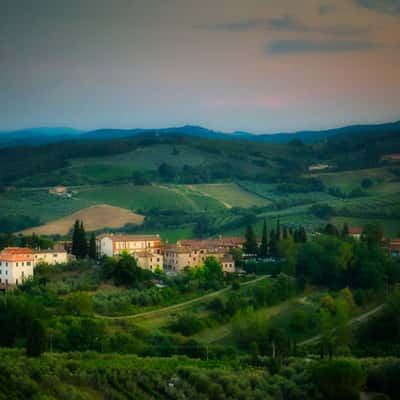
[2,227,399,289]
[0,233,242,289]
[95,234,242,274]
[0,247,68,287]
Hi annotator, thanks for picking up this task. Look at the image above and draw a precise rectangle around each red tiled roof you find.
[179,237,244,248]
[96,233,161,242]
[349,227,362,235]
[0,247,33,262]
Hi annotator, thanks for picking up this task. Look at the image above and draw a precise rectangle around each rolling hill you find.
[1,126,399,238]
[1,120,399,148]
[19,204,144,235]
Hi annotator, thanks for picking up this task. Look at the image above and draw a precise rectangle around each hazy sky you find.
[1,0,399,132]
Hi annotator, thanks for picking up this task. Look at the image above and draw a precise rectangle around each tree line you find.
[71,220,96,259]
[243,219,307,258]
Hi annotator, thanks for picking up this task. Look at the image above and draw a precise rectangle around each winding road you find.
[94,275,269,321]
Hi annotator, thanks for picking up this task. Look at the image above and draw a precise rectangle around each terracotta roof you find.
[33,249,67,254]
[165,244,191,253]
[388,238,400,247]
[0,247,33,262]
[179,237,244,247]
[220,254,234,262]
[349,227,362,235]
[96,233,161,242]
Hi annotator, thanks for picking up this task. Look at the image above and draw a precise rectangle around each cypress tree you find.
[341,223,349,238]
[26,319,47,357]
[283,226,288,240]
[71,220,80,257]
[269,228,277,257]
[276,218,281,241]
[299,226,307,243]
[79,221,88,258]
[259,219,268,258]
[293,228,300,243]
[88,232,97,259]
[244,225,258,255]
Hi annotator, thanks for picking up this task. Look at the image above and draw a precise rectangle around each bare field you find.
[20,204,144,235]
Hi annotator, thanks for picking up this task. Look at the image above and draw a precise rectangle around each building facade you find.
[0,247,34,286]
[33,249,69,265]
[387,238,400,257]
[349,227,362,240]
[96,233,164,271]
[164,238,239,274]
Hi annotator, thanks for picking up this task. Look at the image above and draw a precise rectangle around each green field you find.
[192,296,302,345]
[310,167,398,193]
[0,188,93,224]
[184,183,270,208]
[71,144,217,171]
[75,184,223,213]
[74,182,271,213]
[110,277,270,330]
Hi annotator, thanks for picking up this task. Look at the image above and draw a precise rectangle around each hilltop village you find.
[1,221,399,289]
[0,233,240,288]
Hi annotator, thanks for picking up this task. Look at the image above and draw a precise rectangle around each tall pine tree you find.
[78,221,88,258]
[269,228,278,257]
[259,219,268,258]
[244,225,258,255]
[71,220,80,257]
[88,232,97,259]
[341,223,349,238]
[298,226,307,243]
[276,218,281,241]
[283,226,288,240]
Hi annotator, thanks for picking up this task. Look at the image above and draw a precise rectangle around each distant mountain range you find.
[1,121,399,148]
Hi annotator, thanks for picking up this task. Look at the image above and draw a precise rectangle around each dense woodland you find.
[1,128,400,186]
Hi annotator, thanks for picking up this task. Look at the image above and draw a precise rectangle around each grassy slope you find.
[2,134,399,237]
[75,184,224,213]
[95,276,269,329]
[20,204,144,235]
[310,166,398,193]
[187,183,270,208]
[71,144,217,171]
[192,296,303,345]
[0,188,93,224]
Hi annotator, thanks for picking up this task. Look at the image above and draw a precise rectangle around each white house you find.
[0,247,34,286]
[33,249,69,266]
[96,233,164,271]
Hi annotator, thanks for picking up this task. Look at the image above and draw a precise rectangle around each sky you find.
[0,0,399,133]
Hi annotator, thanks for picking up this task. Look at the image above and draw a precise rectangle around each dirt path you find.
[156,184,199,210]
[187,185,232,209]
[193,294,308,344]
[298,304,384,347]
[94,275,269,321]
